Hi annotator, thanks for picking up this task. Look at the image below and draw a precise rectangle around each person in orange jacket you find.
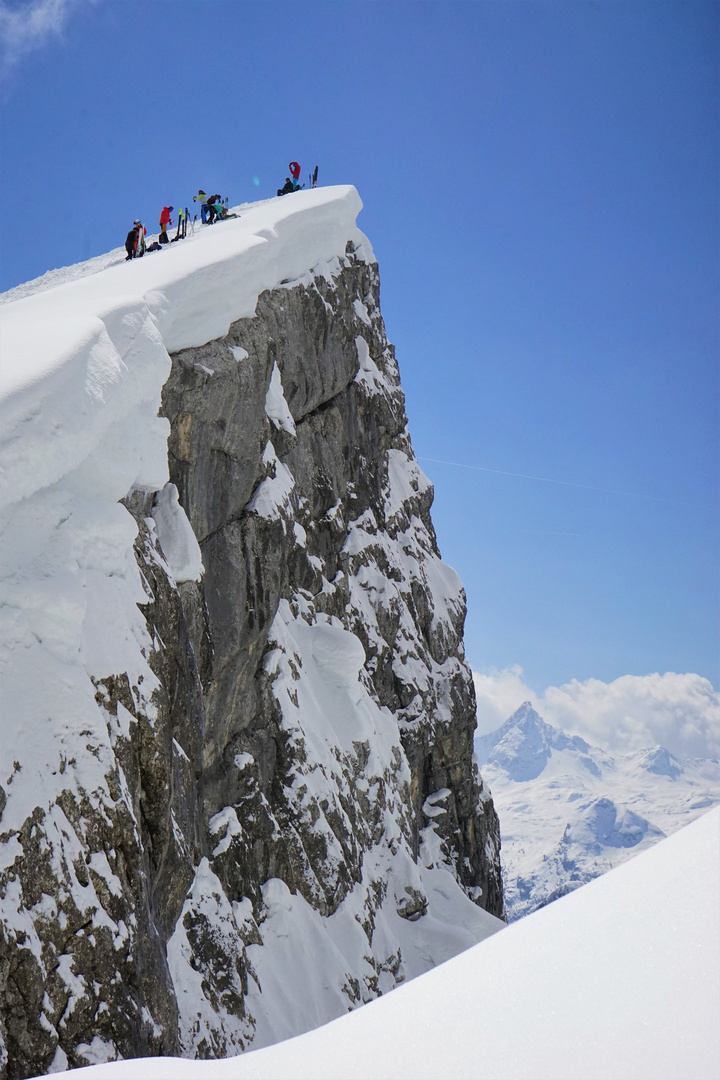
[159,205,174,244]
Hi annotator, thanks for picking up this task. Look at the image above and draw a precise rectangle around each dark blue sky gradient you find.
[1,0,717,689]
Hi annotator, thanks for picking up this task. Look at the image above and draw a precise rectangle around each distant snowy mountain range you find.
[475,701,720,920]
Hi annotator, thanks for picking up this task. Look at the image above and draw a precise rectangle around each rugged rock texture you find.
[0,243,502,1078]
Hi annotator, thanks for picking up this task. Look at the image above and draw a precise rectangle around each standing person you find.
[133,220,147,257]
[159,205,174,244]
[125,224,138,261]
[193,189,209,223]
[289,161,301,190]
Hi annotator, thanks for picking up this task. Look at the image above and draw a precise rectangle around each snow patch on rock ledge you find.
[151,483,204,583]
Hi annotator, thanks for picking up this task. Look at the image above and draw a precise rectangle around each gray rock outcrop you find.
[0,232,502,1078]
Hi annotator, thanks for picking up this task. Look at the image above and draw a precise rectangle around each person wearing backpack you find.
[125,226,138,261]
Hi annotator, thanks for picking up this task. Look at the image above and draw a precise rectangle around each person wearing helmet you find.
[159,205,174,244]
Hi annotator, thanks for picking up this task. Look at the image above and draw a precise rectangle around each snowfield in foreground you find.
[62,806,720,1080]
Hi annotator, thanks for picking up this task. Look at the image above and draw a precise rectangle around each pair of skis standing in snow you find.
[124,220,146,260]
[159,205,197,243]
[124,196,222,261]
[125,209,191,260]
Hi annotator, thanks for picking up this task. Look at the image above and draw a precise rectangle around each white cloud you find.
[473,667,720,760]
[473,665,542,736]
[0,0,91,72]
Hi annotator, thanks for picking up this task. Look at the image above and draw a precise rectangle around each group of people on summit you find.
[277,161,318,196]
[124,161,319,261]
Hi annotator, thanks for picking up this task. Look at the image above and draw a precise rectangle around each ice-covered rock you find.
[151,482,204,583]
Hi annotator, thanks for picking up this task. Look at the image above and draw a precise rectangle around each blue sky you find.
[1,0,717,693]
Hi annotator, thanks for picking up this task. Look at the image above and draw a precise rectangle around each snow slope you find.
[59,806,720,1080]
[0,187,372,500]
[476,702,720,919]
[0,186,371,843]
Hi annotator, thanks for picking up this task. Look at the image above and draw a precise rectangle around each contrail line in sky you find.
[418,456,669,502]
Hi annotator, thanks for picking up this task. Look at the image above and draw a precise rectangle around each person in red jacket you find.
[289,161,301,190]
[159,205,174,244]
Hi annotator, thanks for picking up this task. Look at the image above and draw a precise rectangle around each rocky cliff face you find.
[0,194,502,1078]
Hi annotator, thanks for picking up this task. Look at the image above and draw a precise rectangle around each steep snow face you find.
[0,188,502,1075]
[59,807,720,1080]
[476,702,720,920]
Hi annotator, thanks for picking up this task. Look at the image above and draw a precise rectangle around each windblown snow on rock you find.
[0,187,503,1077]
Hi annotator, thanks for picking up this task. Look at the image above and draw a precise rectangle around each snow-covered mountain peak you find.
[509,699,536,723]
[476,703,720,919]
[561,795,665,855]
[475,701,594,782]
[633,745,685,778]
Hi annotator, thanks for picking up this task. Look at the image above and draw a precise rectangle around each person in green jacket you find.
[193,189,209,224]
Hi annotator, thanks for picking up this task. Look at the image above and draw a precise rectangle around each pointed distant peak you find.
[498,700,598,757]
[509,701,543,725]
[637,746,684,779]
